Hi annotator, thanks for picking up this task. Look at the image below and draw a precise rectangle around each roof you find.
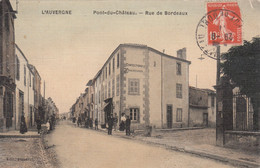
[99,43,191,73]
[15,44,28,62]
[86,80,93,86]
[28,64,41,79]
[190,86,216,95]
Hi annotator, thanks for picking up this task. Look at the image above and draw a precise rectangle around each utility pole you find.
[215,44,224,146]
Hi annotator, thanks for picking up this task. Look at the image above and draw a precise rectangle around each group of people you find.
[107,113,131,136]
[72,113,131,136]
[20,114,56,134]
[73,117,99,130]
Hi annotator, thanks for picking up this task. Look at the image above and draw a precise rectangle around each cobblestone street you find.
[0,136,51,168]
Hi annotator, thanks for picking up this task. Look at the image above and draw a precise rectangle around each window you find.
[130,108,139,122]
[117,53,120,68]
[116,75,120,96]
[106,67,107,79]
[29,72,32,87]
[105,85,107,99]
[108,81,111,98]
[16,56,20,80]
[32,76,35,90]
[176,83,182,98]
[99,91,101,104]
[112,78,115,97]
[128,78,140,95]
[113,58,115,72]
[211,96,215,107]
[176,108,182,122]
[101,85,104,102]
[177,62,181,75]
[24,66,26,86]
[109,62,111,76]
[91,94,94,103]
[103,70,105,81]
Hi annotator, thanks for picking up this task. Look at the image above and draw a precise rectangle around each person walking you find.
[113,113,118,131]
[120,113,126,131]
[108,116,113,135]
[125,115,131,136]
[95,118,98,130]
[36,117,42,134]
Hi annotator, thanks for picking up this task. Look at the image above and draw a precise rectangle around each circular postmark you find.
[196,9,242,59]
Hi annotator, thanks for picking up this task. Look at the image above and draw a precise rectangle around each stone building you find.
[15,44,35,129]
[89,44,191,129]
[0,0,16,132]
[189,86,216,127]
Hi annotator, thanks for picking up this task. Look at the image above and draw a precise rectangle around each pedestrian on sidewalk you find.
[125,115,131,136]
[108,116,113,135]
[90,118,93,129]
[85,117,89,128]
[20,115,27,134]
[95,118,98,130]
[46,120,51,133]
[119,113,126,131]
[77,117,82,127]
[36,117,42,134]
[113,113,118,131]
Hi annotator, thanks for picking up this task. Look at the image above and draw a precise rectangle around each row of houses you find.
[69,43,217,130]
[0,0,59,132]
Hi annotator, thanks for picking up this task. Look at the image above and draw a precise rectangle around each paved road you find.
[46,121,234,168]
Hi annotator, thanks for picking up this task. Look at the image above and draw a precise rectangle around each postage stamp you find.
[196,2,242,59]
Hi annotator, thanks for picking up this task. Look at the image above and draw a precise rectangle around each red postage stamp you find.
[207,2,242,45]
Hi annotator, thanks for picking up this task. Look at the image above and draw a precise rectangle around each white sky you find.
[10,0,260,113]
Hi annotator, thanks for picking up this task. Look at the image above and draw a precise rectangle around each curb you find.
[93,127,259,168]
[0,134,40,138]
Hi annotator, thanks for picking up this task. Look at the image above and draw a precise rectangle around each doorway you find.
[203,113,208,127]
[167,105,173,128]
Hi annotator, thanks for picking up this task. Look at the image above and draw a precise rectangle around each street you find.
[45,121,235,168]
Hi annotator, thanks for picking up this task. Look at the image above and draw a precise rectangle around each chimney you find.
[177,48,186,60]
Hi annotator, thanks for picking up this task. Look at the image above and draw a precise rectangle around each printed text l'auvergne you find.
[42,10,72,15]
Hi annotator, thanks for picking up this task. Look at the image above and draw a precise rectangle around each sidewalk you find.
[95,127,260,168]
[0,129,40,138]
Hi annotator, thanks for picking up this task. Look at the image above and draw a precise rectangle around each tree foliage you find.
[221,37,260,97]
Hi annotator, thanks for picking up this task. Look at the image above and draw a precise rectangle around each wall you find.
[162,56,189,128]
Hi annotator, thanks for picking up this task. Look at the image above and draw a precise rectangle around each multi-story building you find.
[15,44,35,129]
[0,0,16,132]
[28,64,42,120]
[93,70,101,124]
[92,44,190,129]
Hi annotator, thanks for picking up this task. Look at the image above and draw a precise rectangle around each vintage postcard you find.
[0,0,259,167]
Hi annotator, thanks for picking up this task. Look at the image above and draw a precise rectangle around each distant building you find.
[89,44,191,129]
[189,86,216,127]
[28,64,42,120]
[0,0,16,132]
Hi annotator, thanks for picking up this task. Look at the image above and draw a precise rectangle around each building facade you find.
[87,44,191,129]
[15,45,35,129]
[189,86,216,127]
[0,0,16,132]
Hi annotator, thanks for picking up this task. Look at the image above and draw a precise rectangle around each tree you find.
[221,37,260,131]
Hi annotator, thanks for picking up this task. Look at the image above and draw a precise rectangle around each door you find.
[203,113,208,127]
[30,106,33,126]
[167,105,173,128]
[19,91,24,128]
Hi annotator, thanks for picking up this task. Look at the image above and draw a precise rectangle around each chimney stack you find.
[177,48,186,60]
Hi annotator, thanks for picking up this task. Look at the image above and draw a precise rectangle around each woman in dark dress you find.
[20,115,27,134]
